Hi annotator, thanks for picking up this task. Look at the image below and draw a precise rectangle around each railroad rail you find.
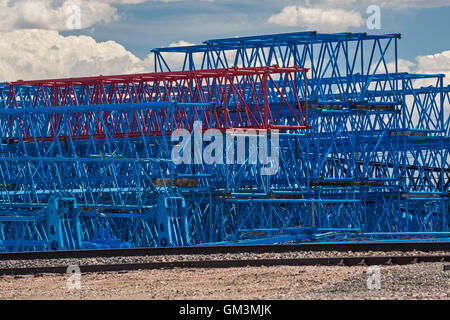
[0,255,449,276]
[1,241,450,261]
[0,242,449,276]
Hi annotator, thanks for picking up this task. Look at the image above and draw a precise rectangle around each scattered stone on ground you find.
[0,262,448,300]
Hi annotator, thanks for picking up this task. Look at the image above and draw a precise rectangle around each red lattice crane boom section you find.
[7,65,309,141]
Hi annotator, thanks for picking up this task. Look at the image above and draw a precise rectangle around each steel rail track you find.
[0,255,449,276]
[1,242,450,261]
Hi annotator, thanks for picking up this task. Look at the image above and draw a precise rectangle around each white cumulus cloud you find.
[414,51,450,87]
[0,29,194,82]
[415,51,450,76]
[0,0,119,31]
[322,0,450,9]
[385,51,450,87]
[268,6,364,32]
[0,0,197,31]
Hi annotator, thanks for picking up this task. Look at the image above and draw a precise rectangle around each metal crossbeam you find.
[0,31,448,252]
[7,66,310,134]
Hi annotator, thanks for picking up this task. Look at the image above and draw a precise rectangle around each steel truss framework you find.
[0,31,449,252]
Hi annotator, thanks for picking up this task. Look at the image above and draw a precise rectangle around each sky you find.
[0,0,449,82]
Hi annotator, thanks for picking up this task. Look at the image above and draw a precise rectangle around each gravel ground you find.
[1,250,449,269]
[0,262,448,300]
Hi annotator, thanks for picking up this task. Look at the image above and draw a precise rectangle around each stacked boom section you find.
[0,31,448,252]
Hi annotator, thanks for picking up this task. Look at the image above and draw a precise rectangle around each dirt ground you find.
[0,263,448,300]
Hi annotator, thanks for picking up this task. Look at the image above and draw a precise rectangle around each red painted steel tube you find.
[7,65,310,140]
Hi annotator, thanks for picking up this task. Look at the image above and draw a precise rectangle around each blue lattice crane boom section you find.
[0,31,448,252]
[154,31,449,239]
